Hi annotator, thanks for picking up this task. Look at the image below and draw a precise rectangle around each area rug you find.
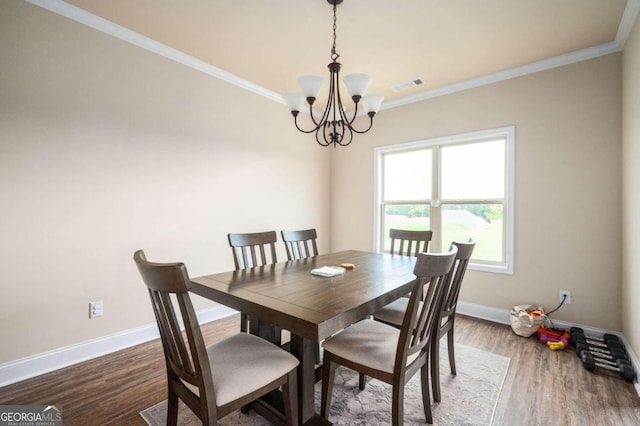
[140,344,510,425]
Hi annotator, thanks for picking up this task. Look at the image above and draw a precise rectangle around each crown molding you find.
[380,41,622,111]
[616,0,640,47]
[24,0,284,105]
[25,0,635,114]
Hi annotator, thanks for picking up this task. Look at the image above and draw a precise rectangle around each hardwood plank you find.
[0,314,638,425]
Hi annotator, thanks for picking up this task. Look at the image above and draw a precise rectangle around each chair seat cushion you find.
[374,298,423,327]
[321,319,400,374]
[207,333,299,407]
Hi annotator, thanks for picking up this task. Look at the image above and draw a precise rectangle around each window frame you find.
[373,126,515,274]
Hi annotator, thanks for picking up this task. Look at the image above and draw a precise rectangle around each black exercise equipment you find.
[571,327,635,382]
[580,352,634,382]
[575,341,627,362]
[570,328,625,352]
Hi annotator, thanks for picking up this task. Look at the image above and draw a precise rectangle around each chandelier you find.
[283,0,383,147]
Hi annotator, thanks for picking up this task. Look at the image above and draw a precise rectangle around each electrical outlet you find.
[89,301,104,318]
[559,291,571,305]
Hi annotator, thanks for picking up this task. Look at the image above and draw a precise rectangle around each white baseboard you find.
[457,301,512,325]
[1,302,638,397]
[457,301,640,396]
[0,305,237,388]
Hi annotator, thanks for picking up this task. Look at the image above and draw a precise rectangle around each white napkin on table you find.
[310,266,346,277]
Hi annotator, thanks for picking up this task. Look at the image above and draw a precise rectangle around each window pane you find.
[384,149,431,201]
[441,203,503,263]
[383,204,430,251]
[441,139,505,199]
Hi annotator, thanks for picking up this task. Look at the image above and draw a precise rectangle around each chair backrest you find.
[228,231,278,270]
[281,228,318,260]
[133,250,217,420]
[440,240,476,319]
[389,228,433,257]
[395,247,457,374]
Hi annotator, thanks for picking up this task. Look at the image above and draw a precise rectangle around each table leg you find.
[290,334,317,423]
[250,319,282,346]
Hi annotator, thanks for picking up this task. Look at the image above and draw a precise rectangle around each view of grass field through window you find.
[383,204,503,261]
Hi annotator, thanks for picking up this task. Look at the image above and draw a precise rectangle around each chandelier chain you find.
[331,2,339,61]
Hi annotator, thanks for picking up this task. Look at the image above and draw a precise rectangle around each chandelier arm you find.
[334,70,355,127]
[338,123,354,146]
[342,100,359,126]
[321,68,338,125]
[315,126,331,146]
[323,117,343,147]
[293,112,322,134]
[307,100,324,128]
[334,77,373,135]
[347,113,375,134]
[322,120,334,146]
[314,64,341,146]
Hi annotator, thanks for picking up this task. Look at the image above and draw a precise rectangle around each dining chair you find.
[430,239,475,402]
[133,250,299,426]
[281,228,322,364]
[355,228,433,390]
[320,247,457,425]
[281,228,318,260]
[388,228,433,256]
[228,231,278,335]
[372,240,476,402]
[228,230,278,270]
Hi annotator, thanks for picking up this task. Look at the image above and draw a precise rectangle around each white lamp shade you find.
[343,73,372,97]
[362,94,384,113]
[297,75,324,99]
[282,92,303,111]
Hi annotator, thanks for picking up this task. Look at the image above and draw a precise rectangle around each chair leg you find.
[167,389,179,426]
[283,369,298,426]
[430,334,442,402]
[448,326,456,376]
[358,372,366,390]
[420,364,433,424]
[240,312,247,333]
[391,382,405,426]
[321,356,338,419]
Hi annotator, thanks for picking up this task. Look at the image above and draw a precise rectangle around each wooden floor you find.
[1,314,638,425]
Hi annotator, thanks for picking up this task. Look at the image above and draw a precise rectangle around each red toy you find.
[537,326,569,346]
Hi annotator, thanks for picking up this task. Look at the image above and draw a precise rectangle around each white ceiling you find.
[31,0,640,110]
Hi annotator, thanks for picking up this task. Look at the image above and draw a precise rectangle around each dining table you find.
[190,250,417,424]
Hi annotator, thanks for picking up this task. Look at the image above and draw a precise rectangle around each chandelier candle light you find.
[283,0,384,147]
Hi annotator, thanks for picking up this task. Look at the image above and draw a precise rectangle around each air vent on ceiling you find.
[391,78,425,92]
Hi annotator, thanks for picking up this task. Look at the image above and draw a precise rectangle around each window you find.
[374,127,514,274]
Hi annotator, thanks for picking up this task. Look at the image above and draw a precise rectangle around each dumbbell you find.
[571,330,625,353]
[580,352,635,382]
[581,349,631,370]
[571,327,620,343]
[570,327,620,344]
[575,336,625,354]
[575,341,628,363]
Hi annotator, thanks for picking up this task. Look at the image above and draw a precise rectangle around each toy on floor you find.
[537,326,569,349]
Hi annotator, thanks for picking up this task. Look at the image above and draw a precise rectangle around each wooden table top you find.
[191,250,417,341]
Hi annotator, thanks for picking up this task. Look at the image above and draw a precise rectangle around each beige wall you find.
[0,0,632,367]
[622,15,640,361]
[0,0,330,363]
[331,54,622,330]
